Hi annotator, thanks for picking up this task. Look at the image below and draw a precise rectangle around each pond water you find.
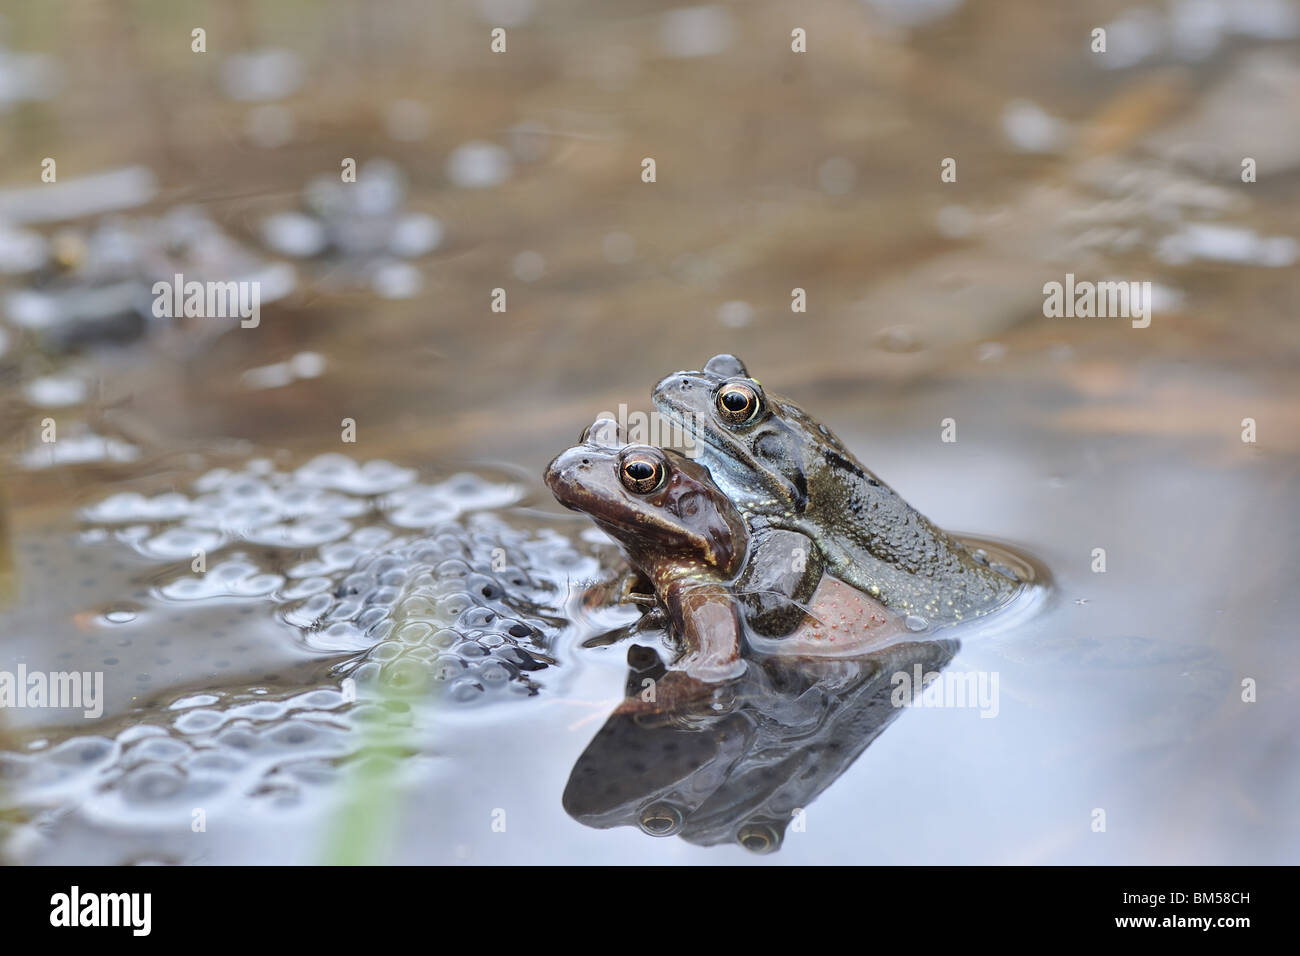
[1,0,1297,864]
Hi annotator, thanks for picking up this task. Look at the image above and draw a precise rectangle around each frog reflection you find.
[564,638,957,852]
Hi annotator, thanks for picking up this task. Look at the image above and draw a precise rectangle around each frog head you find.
[544,418,748,583]
[653,354,849,518]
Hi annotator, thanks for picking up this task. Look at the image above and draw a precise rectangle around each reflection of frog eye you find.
[736,823,781,854]
[638,802,684,837]
[620,453,666,493]
[715,382,761,425]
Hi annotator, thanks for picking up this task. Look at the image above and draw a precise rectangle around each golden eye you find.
[715,382,761,425]
[639,802,684,837]
[620,453,665,493]
[737,823,780,853]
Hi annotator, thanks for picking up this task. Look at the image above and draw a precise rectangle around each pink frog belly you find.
[746,576,908,659]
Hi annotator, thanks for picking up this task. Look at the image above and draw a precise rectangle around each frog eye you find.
[736,823,781,854]
[639,802,684,837]
[619,452,666,493]
[715,382,762,425]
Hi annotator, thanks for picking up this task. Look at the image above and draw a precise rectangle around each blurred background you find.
[0,0,1297,864]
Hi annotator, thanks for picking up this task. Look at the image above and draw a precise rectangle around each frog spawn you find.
[259,159,444,299]
[0,688,372,839]
[82,453,578,703]
[0,454,602,857]
[287,523,572,702]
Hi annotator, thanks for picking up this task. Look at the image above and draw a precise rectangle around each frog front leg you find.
[737,528,825,637]
[663,582,747,682]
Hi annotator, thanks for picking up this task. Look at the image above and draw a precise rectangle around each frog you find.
[652,354,1019,624]
[546,418,750,687]
[544,420,906,694]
